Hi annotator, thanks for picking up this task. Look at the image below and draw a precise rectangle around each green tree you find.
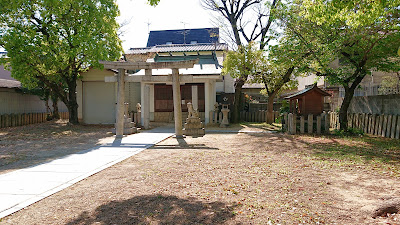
[256,36,312,123]
[378,73,400,95]
[18,83,61,120]
[202,0,279,123]
[223,38,311,124]
[0,0,122,124]
[148,0,161,6]
[280,0,400,130]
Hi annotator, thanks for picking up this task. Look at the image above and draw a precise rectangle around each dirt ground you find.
[1,121,400,224]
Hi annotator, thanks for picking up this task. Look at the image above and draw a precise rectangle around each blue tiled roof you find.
[146,28,219,47]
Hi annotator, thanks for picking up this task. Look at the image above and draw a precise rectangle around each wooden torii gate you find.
[100,60,198,138]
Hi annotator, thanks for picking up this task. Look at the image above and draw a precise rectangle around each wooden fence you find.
[330,112,400,139]
[282,112,331,135]
[0,112,69,128]
[240,110,280,123]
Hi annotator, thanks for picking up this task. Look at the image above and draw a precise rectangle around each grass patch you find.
[299,135,400,176]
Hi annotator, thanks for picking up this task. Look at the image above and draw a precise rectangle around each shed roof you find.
[284,84,330,99]
[146,28,219,47]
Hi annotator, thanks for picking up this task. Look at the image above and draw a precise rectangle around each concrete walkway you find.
[0,126,174,219]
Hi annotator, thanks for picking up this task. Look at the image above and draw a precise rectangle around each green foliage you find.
[0,0,122,123]
[222,42,264,79]
[223,40,306,98]
[222,38,312,124]
[378,74,400,95]
[282,0,400,81]
[279,101,290,114]
[278,0,400,129]
[333,128,364,137]
[148,0,161,6]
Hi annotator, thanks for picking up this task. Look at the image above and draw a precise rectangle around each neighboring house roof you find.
[242,83,265,89]
[146,28,219,47]
[0,65,21,88]
[126,43,228,55]
[0,78,21,88]
[0,65,15,80]
[284,84,331,99]
[125,28,227,77]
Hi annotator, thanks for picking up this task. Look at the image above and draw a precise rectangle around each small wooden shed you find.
[285,84,331,115]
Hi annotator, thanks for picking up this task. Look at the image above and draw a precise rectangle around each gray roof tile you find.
[126,43,228,55]
[0,78,21,88]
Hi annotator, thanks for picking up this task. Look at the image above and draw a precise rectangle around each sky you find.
[116,0,216,51]
[0,0,216,52]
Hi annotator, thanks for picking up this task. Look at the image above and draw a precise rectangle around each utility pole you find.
[146,19,151,34]
[180,21,189,44]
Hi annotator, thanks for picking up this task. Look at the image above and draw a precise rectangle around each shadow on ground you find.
[151,137,219,150]
[243,123,282,131]
[245,132,303,151]
[66,195,236,225]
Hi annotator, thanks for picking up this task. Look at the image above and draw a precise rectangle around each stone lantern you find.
[220,104,230,127]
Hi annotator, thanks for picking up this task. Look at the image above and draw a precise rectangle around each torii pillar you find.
[100,60,197,138]
[116,68,125,138]
[172,68,183,138]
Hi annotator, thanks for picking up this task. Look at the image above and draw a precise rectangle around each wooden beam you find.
[100,59,198,70]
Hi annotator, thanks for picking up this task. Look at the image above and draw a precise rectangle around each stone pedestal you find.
[182,102,205,137]
[112,103,137,135]
[183,117,205,137]
[220,104,230,127]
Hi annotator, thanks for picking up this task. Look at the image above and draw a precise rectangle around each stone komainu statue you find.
[183,102,204,137]
[187,102,199,118]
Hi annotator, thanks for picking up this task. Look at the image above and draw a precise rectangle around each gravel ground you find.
[1,121,399,224]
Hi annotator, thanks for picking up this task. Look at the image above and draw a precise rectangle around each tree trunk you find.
[67,79,79,124]
[232,78,245,123]
[372,197,400,218]
[266,92,277,124]
[45,99,51,114]
[338,87,354,131]
[51,93,60,119]
[339,69,366,131]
